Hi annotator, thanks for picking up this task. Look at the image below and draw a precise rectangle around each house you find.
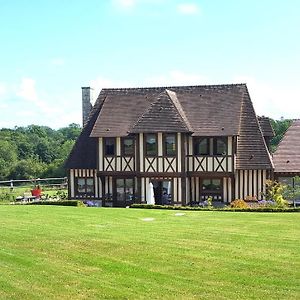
[65,84,273,207]
[273,119,300,186]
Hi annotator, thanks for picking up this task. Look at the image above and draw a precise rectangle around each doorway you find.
[151,180,172,205]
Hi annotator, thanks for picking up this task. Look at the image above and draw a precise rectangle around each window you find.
[122,137,134,156]
[164,134,176,156]
[116,178,134,203]
[194,138,209,155]
[193,137,227,156]
[201,178,222,201]
[76,178,94,195]
[214,138,227,155]
[145,134,157,156]
[202,179,221,191]
[104,138,115,156]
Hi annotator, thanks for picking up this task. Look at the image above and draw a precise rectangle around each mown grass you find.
[0,206,299,299]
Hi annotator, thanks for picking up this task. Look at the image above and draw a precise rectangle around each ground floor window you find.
[76,177,94,195]
[200,178,222,201]
[116,178,134,204]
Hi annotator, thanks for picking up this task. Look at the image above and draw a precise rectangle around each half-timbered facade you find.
[65,84,273,206]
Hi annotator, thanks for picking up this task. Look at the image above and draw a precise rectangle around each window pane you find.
[105,138,115,155]
[123,138,134,156]
[77,178,86,193]
[212,179,221,190]
[194,138,209,155]
[162,181,172,205]
[125,179,134,201]
[116,179,125,201]
[214,138,227,155]
[86,178,94,193]
[165,134,176,156]
[146,134,157,156]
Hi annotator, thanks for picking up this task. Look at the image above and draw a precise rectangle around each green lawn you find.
[0,206,299,299]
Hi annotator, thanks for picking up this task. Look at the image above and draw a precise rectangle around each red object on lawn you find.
[31,188,42,198]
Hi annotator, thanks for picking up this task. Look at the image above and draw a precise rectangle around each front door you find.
[151,180,172,205]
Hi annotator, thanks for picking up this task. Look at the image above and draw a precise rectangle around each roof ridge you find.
[165,89,193,132]
[101,83,247,92]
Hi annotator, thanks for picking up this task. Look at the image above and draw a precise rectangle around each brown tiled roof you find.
[66,83,273,170]
[273,120,300,173]
[131,90,191,133]
[235,88,273,170]
[258,116,275,137]
[64,92,107,169]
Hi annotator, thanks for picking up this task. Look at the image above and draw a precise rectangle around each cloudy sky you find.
[0,0,299,128]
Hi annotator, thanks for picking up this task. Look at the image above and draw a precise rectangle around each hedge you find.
[25,200,85,207]
[130,204,300,212]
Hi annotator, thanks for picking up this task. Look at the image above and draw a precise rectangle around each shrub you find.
[230,199,249,209]
[26,200,85,207]
[265,180,288,207]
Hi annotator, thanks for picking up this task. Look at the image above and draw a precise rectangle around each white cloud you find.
[177,3,200,15]
[233,76,300,119]
[17,78,38,102]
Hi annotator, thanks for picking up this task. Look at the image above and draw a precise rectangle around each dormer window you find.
[122,137,135,156]
[164,134,176,156]
[104,138,115,156]
[214,138,227,155]
[145,134,157,156]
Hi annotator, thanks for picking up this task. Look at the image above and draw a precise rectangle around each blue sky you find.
[0,0,299,128]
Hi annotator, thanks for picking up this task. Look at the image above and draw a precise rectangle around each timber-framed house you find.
[65,84,273,206]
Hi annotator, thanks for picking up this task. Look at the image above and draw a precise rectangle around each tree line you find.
[0,118,294,181]
[0,123,81,181]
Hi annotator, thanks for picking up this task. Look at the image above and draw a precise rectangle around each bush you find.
[265,180,288,207]
[25,200,85,207]
[230,199,249,209]
[130,203,300,213]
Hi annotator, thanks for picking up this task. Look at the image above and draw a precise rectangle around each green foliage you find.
[26,200,84,206]
[269,118,293,153]
[282,176,300,201]
[265,180,288,207]
[0,124,80,180]
[130,203,300,212]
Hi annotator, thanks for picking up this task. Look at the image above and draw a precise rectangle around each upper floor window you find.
[145,134,157,156]
[104,138,115,156]
[194,138,209,155]
[193,137,227,156]
[122,137,135,156]
[214,138,227,155]
[164,134,176,156]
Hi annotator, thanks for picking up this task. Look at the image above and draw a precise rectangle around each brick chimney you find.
[82,87,93,127]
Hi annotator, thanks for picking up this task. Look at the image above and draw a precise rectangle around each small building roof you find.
[273,119,300,174]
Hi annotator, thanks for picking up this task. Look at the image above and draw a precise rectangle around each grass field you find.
[0,206,299,299]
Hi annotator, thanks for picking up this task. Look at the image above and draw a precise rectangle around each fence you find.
[0,177,68,190]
